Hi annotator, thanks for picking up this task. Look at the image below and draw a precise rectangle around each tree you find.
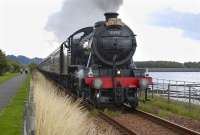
[7,60,21,73]
[28,63,37,73]
[0,50,8,75]
[135,61,184,68]
[184,62,200,68]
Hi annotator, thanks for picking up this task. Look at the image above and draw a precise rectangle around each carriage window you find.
[64,40,69,48]
[72,32,84,45]
[83,41,89,48]
[63,47,68,56]
[73,32,85,40]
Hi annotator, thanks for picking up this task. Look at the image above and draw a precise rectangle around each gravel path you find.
[0,74,27,111]
[113,113,180,135]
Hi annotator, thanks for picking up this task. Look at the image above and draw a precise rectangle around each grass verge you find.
[0,74,30,135]
[0,72,18,84]
[103,108,122,117]
[90,108,121,117]
[139,96,200,121]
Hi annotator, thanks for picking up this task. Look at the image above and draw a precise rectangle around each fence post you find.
[168,83,170,102]
[156,79,159,94]
[24,85,35,135]
[151,84,154,98]
[184,81,186,97]
[163,79,165,91]
[189,86,191,111]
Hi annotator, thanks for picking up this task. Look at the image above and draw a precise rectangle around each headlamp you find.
[139,78,149,89]
[117,70,121,75]
[76,69,84,79]
[93,79,103,89]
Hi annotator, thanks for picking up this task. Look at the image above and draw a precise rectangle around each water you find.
[149,72,200,83]
[149,72,200,105]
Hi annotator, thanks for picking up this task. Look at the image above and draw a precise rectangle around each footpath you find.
[0,74,27,111]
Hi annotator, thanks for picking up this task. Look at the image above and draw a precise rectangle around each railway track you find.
[44,74,200,135]
[98,111,138,135]
[98,108,200,135]
[134,109,200,135]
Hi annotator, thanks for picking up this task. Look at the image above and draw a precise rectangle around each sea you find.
[149,72,200,83]
[149,72,200,105]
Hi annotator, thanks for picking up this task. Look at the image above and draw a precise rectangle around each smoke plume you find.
[45,0,123,41]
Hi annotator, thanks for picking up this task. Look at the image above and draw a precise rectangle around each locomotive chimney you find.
[104,12,119,21]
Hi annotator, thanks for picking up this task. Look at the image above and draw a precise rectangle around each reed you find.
[33,73,89,135]
[32,72,118,135]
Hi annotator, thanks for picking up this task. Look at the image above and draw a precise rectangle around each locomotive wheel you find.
[90,89,100,108]
[129,97,138,109]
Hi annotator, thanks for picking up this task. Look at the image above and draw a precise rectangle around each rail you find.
[135,109,200,135]
[98,112,138,135]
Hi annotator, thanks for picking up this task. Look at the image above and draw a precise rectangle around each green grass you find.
[0,72,18,84]
[89,108,121,117]
[139,96,200,121]
[89,109,99,116]
[0,74,30,135]
[103,108,121,117]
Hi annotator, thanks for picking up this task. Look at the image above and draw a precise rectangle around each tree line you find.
[135,61,200,68]
[1,48,199,75]
[0,49,21,75]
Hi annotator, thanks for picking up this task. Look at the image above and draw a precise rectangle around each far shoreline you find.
[148,68,200,72]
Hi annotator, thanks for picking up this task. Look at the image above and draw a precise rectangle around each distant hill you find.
[6,55,43,65]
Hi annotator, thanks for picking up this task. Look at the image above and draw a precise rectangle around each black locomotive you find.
[39,13,152,108]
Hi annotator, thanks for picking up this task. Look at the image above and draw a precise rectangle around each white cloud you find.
[0,0,200,62]
[134,26,200,62]
[0,0,63,58]
[119,0,200,62]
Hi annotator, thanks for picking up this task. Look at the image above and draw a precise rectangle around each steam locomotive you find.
[39,13,152,108]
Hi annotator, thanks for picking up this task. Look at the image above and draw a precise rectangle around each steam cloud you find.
[45,0,123,41]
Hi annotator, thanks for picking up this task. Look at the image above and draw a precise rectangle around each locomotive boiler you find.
[39,13,152,108]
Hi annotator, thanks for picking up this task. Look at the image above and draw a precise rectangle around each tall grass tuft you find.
[32,72,118,135]
[32,72,90,135]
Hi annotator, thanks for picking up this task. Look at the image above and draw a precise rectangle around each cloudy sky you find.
[0,0,200,62]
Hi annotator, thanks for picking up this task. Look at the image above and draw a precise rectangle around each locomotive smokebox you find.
[104,12,119,21]
[92,12,137,66]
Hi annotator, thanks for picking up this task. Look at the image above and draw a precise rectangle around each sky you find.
[0,0,200,62]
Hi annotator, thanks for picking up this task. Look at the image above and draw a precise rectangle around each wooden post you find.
[151,84,154,98]
[145,88,148,101]
[163,79,165,90]
[189,86,191,111]
[168,84,170,103]
[156,79,159,94]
